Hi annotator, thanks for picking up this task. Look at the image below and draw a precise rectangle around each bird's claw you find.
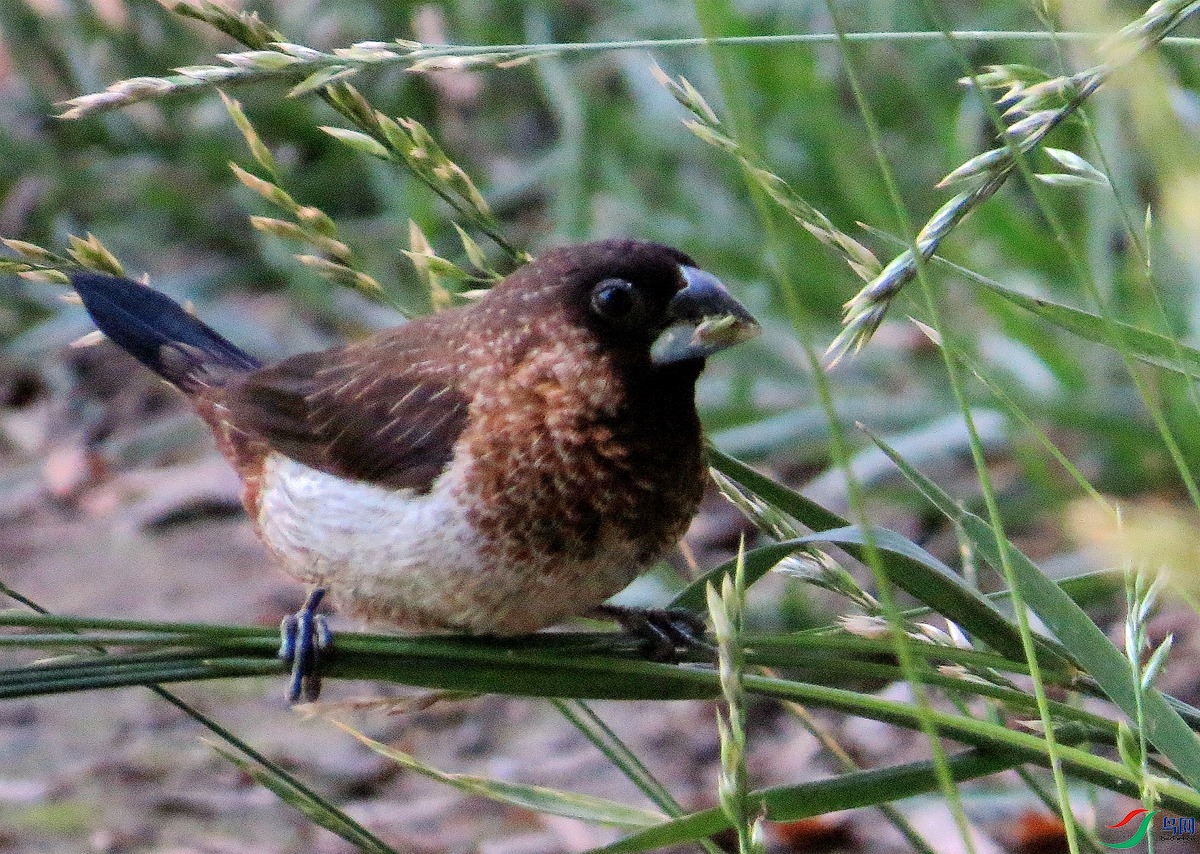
[278,588,332,703]
[596,604,711,662]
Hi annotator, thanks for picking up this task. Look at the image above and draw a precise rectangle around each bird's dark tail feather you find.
[70,272,262,392]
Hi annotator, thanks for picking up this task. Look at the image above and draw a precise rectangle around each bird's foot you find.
[278,588,333,703]
[595,604,711,663]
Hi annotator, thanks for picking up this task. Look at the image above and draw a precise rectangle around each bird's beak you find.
[650,266,761,365]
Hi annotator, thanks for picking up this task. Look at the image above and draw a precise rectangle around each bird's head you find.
[481,239,760,370]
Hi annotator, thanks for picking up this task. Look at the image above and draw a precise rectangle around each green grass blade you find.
[677,527,1067,666]
[0,610,276,637]
[0,658,275,698]
[736,672,1200,811]
[333,720,665,828]
[208,741,399,854]
[964,274,1200,379]
[865,428,1200,788]
[704,445,846,532]
[692,449,1069,667]
[552,699,725,853]
[588,749,1022,853]
[178,696,399,854]
[326,636,720,699]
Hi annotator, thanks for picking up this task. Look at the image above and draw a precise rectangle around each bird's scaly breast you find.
[458,331,706,592]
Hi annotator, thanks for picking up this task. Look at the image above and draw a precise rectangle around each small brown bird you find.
[68,239,759,700]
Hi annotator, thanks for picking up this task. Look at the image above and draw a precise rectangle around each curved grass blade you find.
[675,528,1064,667]
[736,672,1200,813]
[333,720,665,828]
[705,445,845,532]
[209,741,399,853]
[551,700,724,852]
[864,428,1200,789]
[693,448,1070,667]
[587,748,1022,853]
[965,275,1200,380]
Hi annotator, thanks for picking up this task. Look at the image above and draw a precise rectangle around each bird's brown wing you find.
[224,332,469,493]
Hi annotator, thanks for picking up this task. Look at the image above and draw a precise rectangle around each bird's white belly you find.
[254,451,651,634]
[255,452,492,630]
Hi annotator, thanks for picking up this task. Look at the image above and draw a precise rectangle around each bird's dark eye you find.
[590,278,641,322]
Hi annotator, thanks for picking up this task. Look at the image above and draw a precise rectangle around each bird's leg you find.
[594,604,711,662]
[278,587,333,703]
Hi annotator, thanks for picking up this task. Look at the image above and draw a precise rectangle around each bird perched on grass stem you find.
[68,239,760,701]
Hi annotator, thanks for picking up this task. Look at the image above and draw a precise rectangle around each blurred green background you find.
[3,0,1200,584]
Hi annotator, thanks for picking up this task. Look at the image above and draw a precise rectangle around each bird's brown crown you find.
[470,239,698,360]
